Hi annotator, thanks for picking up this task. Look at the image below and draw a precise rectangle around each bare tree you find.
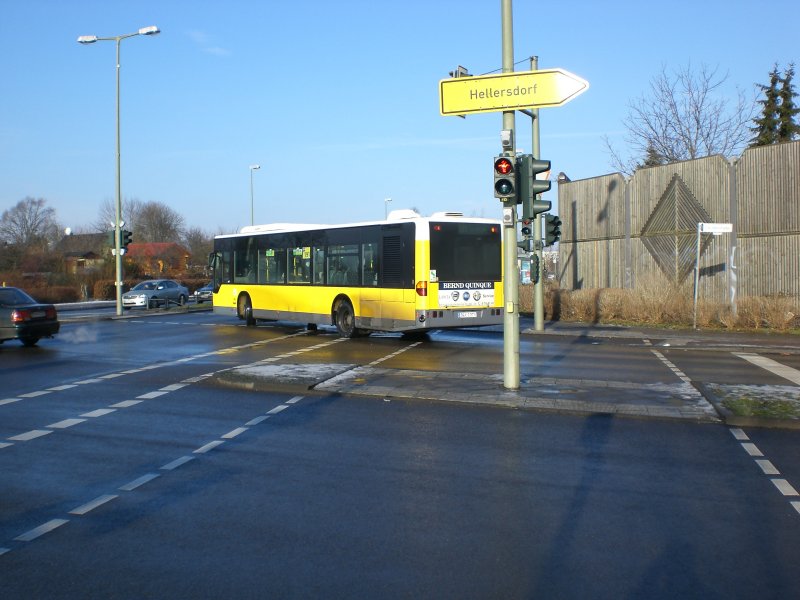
[0,197,60,248]
[182,226,214,268]
[136,201,185,243]
[92,197,143,233]
[606,64,755,175]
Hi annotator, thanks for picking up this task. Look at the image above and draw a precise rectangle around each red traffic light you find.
[494,157,514,175]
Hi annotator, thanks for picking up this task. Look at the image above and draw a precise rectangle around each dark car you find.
[194,283,213,304]
[0,286,60,347]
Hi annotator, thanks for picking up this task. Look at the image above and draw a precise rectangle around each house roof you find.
[55,233,107,258]
[125,242,190,258]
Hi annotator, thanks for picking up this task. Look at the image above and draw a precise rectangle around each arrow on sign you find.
[439,68,589,116]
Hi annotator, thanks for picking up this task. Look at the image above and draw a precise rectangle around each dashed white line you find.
[119,473,160,492]
[0,398,21,407]
[194,440,225,454]
[69,494,118,516]
[14,519,69,542]
[110,400,144,408]
[771,479,799,497]
[755,459,780,475]
[9,430,52,442]
[741,443,764,457]
[19,391,50,398]
[161,456,195,471]
[137,391,168,399]
[222,427,248,439]
[81,408,116,418]
[245,415,270,426]
[47,418,86,429]
[267,405,289,415]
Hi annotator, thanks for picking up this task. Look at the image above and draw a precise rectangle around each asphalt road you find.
[1,312,798,598]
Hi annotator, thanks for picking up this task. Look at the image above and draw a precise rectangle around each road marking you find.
[9,430,52,442]
[267,404,289,415]
[47,384,78,391]
[729,428,749,441]
[741,442,764,457]
[0,398,21,407]
[119,473,160,492]
[222,427,248,439]
[110,400,143,408]
[730,426,800,520]
[14,519,69,542]
[99,373,125,380]
[194,440,225,454]
[0,442,13,449]
[47,418,86,429]
[19,390,50,398]
[734,353,800,385]
[137,391,168,399]
[649,349,694,385]
[245,415,270,426]
[771,479,799,496]
[69,494,118,515]
[160,383,188,392]
[81,408,116,418]
[755,459,780,475]
[161,456,195,471]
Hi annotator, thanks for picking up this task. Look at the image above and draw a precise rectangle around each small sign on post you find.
[693,223,733,329]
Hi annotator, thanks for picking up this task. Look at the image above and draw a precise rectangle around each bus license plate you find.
[457,311,478,319]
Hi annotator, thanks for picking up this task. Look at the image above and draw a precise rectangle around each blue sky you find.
[1,0,796,235]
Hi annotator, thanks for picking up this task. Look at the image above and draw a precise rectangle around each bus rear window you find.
[429,222,501,282]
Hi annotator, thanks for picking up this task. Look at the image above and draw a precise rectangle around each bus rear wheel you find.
[334,299,361,338]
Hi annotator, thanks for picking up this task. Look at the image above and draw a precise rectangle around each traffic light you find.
[107,230,115,247]
[121,229,133,249]
[493,155,517,200]
[517,155,552,218]
[544,213,562,246]
[531,254,540,284]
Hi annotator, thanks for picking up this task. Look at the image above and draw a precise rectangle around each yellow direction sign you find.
[439,68,589,116]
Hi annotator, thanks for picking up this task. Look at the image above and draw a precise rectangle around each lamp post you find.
[78,25,160,316]
[249,165,261,225]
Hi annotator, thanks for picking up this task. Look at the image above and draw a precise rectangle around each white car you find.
[122,279,189,310]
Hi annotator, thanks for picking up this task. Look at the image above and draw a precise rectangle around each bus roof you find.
[216,210,500,239]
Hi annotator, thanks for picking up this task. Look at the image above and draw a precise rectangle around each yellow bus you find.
[209,210,504,337]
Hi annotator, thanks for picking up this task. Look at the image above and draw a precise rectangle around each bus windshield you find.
[429,222,501,282]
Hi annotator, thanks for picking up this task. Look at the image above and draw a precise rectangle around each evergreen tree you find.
[750,65,781,147]
[777,63,800,142]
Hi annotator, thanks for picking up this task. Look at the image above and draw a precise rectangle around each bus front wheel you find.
[238,294,256,326]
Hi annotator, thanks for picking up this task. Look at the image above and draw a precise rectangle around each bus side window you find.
[313,246,325,284]
[362,242,379,286]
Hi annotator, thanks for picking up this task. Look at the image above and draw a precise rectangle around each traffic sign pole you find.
[530,55,545,333]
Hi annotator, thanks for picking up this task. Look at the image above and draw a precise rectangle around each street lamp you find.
[77,25,160,316]
[249,164,261,225]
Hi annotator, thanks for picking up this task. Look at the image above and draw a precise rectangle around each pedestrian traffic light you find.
[544,213,562,246]
[517,155,552,218]
[493,155,517,200]
[121,229,133,249]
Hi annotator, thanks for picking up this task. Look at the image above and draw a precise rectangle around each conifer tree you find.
[777,63,800,142]
[750,65,781,147]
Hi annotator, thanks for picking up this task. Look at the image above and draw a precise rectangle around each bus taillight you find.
[415,281,428,296]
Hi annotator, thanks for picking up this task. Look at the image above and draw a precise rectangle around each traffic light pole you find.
[501,0,519,390]
[530,55,545,332]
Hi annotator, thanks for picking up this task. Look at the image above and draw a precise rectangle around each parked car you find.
[194,283,213,304]
[122,279,189,310]
[0,286,60,347]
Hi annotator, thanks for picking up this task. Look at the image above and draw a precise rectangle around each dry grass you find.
[519,280,800,332]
